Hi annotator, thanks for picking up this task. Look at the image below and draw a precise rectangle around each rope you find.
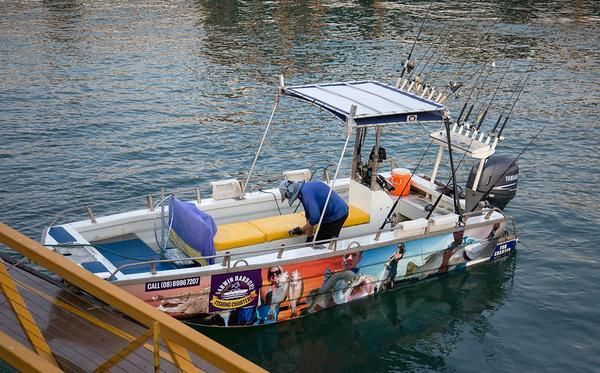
[241,92,280,196]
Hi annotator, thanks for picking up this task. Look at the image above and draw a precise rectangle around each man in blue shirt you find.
[279,180,349,242]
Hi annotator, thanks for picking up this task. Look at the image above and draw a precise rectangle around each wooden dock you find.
[0,222,266,372]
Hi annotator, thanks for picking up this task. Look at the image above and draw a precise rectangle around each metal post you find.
[221,252,231,268]
[471,159,486,194]
[444,116,461,215]
[430,145,444,184]
[370,126,381,190]
[327,239,337,252]
[147,195,154,211]
[86,207,96,224]
[312,106,355,243]
[160,188,166,251]
[195,188,201,204]
[351,127,363,181]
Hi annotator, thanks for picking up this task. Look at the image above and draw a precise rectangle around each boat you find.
[41,76,519,327]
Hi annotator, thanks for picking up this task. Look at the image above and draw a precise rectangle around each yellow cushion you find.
[213,206,370,251]
[214,222,266,251]
[299,205,370,227]
[249,214,307,242]
[344,205,370,227]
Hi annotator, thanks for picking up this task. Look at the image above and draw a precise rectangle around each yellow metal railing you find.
[0,222,267,373]
[0,329,61,373]
[0,261,58,366]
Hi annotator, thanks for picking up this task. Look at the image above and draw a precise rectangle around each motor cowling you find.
[465,155,518,211]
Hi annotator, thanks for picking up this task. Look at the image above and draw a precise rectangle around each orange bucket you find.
[389,168,412,196]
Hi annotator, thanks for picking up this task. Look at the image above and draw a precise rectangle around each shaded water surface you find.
[1,0,599,371]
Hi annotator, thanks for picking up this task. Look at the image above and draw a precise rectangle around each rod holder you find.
[400,79,408,91]
[147,195,154,211]
[277,247,284,259]
[86,207,96,224]
[150,262,156,275]
[195,188,201,204]
[221,252,231,268]
[323,168,330,184]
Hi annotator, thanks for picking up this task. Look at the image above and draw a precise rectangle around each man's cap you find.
[278,180,302,206]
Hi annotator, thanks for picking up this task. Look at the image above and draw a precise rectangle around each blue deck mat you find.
[48,226,77,244]
[81,261,109,274]
[95,238,179,275]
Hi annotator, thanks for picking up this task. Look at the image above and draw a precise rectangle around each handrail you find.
[103,208,512,279]
[45,185,214,228]
[0,222,266,373]
[0,330,62,373]
[45,165,354,231]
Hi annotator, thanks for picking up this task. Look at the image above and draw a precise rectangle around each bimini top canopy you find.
[282,80,446,126]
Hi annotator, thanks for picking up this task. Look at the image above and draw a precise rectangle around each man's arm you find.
[301,221,314,236]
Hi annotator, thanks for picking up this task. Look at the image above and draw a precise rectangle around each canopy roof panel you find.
[282,80,446,126]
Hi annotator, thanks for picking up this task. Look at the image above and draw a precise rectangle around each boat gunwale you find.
[108,211,515,285]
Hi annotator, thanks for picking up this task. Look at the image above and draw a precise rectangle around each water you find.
[1,0,599,371]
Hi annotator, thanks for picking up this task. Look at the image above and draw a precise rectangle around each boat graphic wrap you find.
[491,239,517,261]
[119,220,513,326]
[209,270,261,312]
[145,277,200,292]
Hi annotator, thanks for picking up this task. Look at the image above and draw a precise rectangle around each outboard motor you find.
[465,155,518,211]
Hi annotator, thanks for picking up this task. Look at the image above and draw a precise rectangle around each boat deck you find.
[94,238,179,274]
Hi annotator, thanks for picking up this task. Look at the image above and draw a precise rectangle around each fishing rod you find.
[468,52,506,113]
[444,56,494,103]
[425,115,543,220]
[426,1,477,87]
[427,64,516,218]
[474,60,512,130]
[414,21,454,79]
[469,124,547,212]
[424,124,479,220]
[457,37,511,126]
[496,66,533,138]
[445,0,514,92]
[491,67,529,134]
[399,0,435,79]
[408,2,478,96]
[442,7,521,103]
[456,60,494,125]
